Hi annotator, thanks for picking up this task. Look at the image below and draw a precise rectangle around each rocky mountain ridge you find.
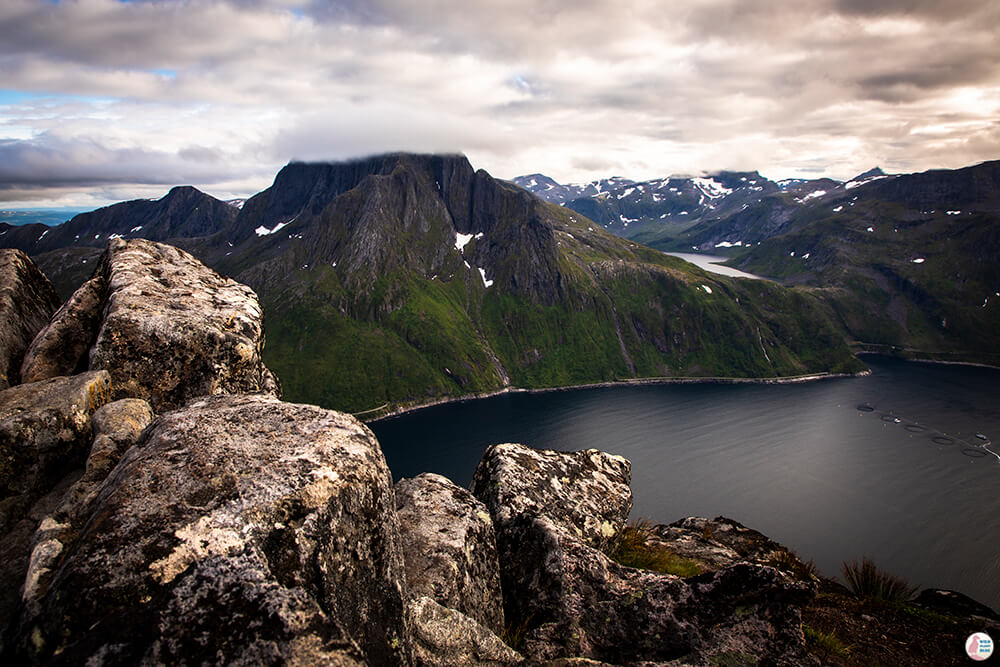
[0,154,865,415]
[0,243,993,665]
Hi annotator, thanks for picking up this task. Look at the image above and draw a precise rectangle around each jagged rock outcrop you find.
[395,472,505,634]
[472,443,813,665]
[20,267,107,383]
[8,393,409,665]
[23,239,279,411]
[408,596,523,667]
[0,250,61,389]
[0,371,112,642]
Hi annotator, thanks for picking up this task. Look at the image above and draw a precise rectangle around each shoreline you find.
[854,349,1000,371]
[364,369,869,423]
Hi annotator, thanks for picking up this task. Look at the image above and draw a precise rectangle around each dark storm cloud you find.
[0,135,239,190]
[833,0,994,19]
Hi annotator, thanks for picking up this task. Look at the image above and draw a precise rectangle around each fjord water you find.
[372,356,1000,609]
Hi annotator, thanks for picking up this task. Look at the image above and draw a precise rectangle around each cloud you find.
[0,0,997,204]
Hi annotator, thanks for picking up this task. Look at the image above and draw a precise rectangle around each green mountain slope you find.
[210,155,862,412]
[718,161,1000,365]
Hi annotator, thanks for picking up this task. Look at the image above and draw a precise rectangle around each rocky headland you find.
[0,241,995,665]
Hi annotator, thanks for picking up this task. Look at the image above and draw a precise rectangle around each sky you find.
[1,0,998,208]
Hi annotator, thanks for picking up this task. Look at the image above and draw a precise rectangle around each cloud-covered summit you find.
[0,0,997,206]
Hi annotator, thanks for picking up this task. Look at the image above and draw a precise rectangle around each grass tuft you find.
[767,548,819,582]
[803,624,850,659]
[609,519,705,578]
[841,557,917,602]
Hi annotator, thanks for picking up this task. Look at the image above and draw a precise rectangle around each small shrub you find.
[610,519,705,578]
[841,557,917,602]
[500,613,533,650]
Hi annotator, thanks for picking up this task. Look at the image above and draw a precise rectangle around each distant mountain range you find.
[0,154,864,413]
[513,167,894,249]
[517,160,1000,365]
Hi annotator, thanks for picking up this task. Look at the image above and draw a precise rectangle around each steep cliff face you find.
[206,155,862,412]
[721,161,1000,365]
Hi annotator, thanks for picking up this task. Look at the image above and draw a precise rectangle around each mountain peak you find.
[852,167,885,181]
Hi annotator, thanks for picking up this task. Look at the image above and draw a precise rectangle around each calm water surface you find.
[371,357,1000,609]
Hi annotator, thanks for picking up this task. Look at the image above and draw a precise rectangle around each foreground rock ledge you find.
[8,393,409,665]
[472,442,813,665]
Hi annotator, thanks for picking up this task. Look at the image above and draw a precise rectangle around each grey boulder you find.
[471,443,632,550]
[396,472,505,634]
[0,371,112,645]
[20,268,107,384]
[409,596,523,667]
[9,393,410,665]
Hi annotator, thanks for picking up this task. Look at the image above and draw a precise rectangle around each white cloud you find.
[0,0,997,205]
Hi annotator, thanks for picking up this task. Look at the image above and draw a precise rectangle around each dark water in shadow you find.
[371,356,1000,609]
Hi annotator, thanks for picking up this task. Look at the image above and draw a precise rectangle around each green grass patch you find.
[609,519,705,577]
[803,624,850,659]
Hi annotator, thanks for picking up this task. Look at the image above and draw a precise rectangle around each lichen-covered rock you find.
[0,371,112,647]
[409,596,523,666]
[8,393,410,665]
[52,397,154,516]
[396,473,504,633]
[20,267,108,384]
[650,516,806,575]
[20,398,156,618]
[470,443,631,550]
[0,371,112,515]
[86,238,279,410]
[471,445,813,665]
[0,249,61,389]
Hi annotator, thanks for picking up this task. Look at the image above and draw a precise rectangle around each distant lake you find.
[662,252,765,280]
[371,356,1000,610]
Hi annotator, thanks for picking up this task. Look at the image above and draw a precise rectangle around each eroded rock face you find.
[471,443,813,666]
[0,371,112,646]
[409,596,523,667]
[79,238,279,411]
[470,443,632,550]
[0,249,61,389]
[20,268,108,384]
[19,398,156,619]
[8,393,410,665]
[396,472,505,634]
